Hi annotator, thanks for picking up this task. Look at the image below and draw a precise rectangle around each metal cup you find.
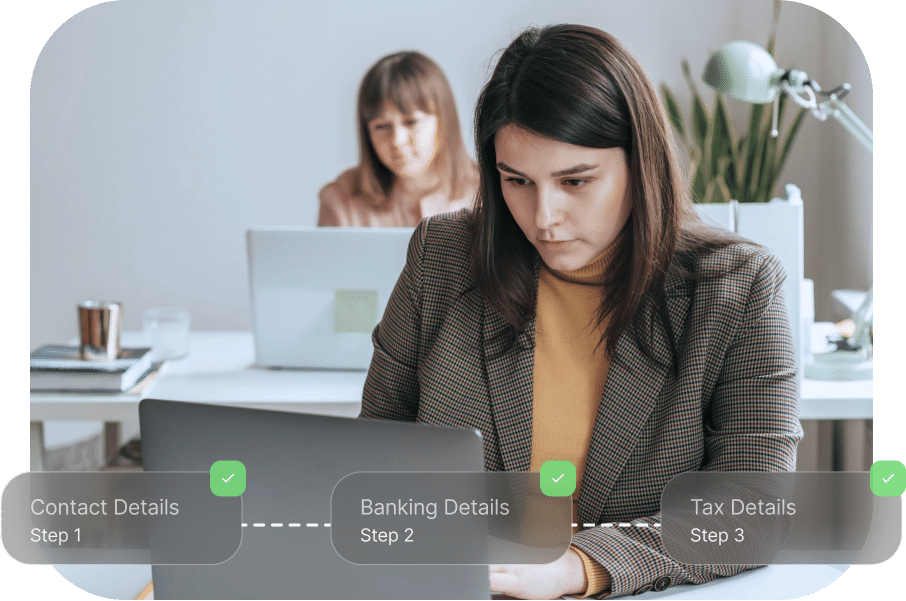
[78,300,122,360]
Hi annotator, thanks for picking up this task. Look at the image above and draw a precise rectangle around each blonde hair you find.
[354,51,474,205]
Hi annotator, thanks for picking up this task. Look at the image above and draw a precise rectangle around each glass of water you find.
[143,307,191,360]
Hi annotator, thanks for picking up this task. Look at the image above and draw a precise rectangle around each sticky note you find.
[334,289,378,333]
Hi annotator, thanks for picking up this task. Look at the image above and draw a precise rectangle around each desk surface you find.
[31,330,872,422]
[50,562,846,600]
[35,332,864,597]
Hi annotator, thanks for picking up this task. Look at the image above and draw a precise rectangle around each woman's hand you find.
[489,548,595,599]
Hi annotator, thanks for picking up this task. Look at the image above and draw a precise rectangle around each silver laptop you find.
[246,227,414,369]
[140,399,490,600]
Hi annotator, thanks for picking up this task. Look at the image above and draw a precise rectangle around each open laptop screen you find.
[140,399,490,600]
[247,227,414,370]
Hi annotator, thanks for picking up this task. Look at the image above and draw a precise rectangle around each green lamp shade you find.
[703,40,784,104]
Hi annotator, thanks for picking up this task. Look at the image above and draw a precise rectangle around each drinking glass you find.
[143,307,191,360]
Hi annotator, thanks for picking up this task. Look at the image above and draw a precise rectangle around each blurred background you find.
[30,0,871,347]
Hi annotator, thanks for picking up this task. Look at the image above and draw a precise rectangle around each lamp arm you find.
[850,286,873,349]
[778,74,872,153]
[816,96,874,153]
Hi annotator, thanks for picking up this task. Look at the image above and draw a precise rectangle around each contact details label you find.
[2,472,241,564]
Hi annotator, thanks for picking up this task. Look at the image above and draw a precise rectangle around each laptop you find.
[246,227,414,369]
[140,399,490,600]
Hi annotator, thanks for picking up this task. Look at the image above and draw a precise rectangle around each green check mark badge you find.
[210,460,246,496]
[870,460,906,497]
[540,460,576,497]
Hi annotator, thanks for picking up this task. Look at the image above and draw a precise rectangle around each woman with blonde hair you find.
[362,25,800,598]
[318,51,477,227]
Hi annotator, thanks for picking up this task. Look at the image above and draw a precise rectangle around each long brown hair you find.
[469,25,742,367]
[354,51,475,205]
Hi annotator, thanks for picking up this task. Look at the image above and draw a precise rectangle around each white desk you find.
[30,330,873,470]
[31,333,869,598]
[50,562,847,599]
[30,331,365,470]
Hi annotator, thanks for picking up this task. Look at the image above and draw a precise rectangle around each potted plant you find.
[660,0,806,206]
[660,0,808,375]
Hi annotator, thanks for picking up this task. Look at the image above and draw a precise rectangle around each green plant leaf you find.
[776,89,789,127]
[774,106,807,191]
[723,159,738,195]
[713,154,732,203]
[758,126,779,202]
[714,171,732,204]
[691,159,707,203]
[741,103,766,202]
[740,98,771,202]
[681,59,700,97]
[661,84,686,141]
[711,94,736,186]
[690,95,709,153]
[778,107,807,171]
[703,107,718,181]
[703,174,731,204]
[725,120,743,195]
[757,94,788,201]
[681,59,710,153]
[726,134,747,201]
[767,0,782,57]
[702,180,717,204]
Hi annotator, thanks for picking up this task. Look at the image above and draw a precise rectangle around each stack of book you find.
[30,346,161,393]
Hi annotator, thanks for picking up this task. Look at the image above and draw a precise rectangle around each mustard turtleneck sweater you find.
[531,234,624,597]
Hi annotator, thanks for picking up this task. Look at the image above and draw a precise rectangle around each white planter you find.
[695,202,735,231]
[694,185,805,386]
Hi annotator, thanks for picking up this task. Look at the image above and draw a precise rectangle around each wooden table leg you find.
[104,422,121,466]
[30,421,45,471]
[833,419,871,471]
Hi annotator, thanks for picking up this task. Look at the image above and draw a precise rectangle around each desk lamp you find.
[702,40,873,152]
[703,40,873,380]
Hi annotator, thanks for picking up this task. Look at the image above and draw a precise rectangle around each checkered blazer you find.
[361,210,802,598]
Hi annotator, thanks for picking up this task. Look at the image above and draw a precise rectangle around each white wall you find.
[811,4,873,318]
[30,0,871,346]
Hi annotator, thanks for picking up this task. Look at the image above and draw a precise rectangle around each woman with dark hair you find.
[362,24,801,599]
[318,51,477,227]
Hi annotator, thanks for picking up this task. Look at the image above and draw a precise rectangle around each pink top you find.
[317,168,477,227]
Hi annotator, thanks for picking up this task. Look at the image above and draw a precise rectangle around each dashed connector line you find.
[242,521,658,529]
[582,522,660,529]
[241,522,332,528]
